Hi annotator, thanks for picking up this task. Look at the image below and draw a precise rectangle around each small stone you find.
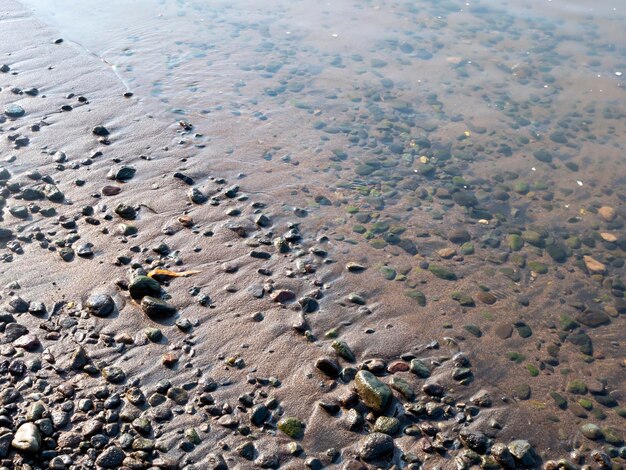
[583,256,606,274]
[354,370,392,412]
[5,104,25,118]
[428,264,456,280]
[390,376,415,400]
[476,291,497,305]
[598,206,616,222]
[581,423,603,440]
[448,228,471,244]
[188,187,207,204]
[277,417,304,439]
[250,404,270,426]
[102,366,126,384]
[85,293,115,317]
[271,289,295,303]
[76,242,94,257]
[92,125,110,136]
[460,429,488,454]
[128,276,161,300]
[438,247,456,258]
[11,423,41,453]
[95,446,125,468]
[491,443,515,469]
[141,296,177,318]
[315,358,341,378]
[162,353,178,368]
[374,416,400,435]
[359,432,394,460]
[331,340,355,362]
[346,262,366,272]
[507,440,535,466]
[410,359,431,378]
[108,166,136,181]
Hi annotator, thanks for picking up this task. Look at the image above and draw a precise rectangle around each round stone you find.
[85,294,115,317]
[5,104,25,118]
[359,432,394,460]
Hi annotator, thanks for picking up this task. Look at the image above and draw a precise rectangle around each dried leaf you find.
[147,269,201,279]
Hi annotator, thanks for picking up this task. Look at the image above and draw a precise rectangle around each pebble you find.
[85,293,115,317]
[95,446,125,468]
[583,255,606,274]
[359,432,394,460]
[141,296,177,318]
[92,125,110,136]
[354,370,392,412]
[4,104,25,118]
[11,423,41,453]
[598,206,616,222]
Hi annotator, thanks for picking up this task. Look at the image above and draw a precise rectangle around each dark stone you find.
[459,428,488,454]
[95,446,125,468]
[315,357,341,378]
[359,432,394,460]
[85,294,115,317]
[92,125,110,136]
[128,276,161,300]
[141,297,177,318]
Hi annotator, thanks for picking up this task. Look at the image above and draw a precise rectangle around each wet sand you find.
[1,0,625,469]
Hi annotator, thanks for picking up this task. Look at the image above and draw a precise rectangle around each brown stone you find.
[598,206,616,222]
[583,256,606,274]
[387,361,410,373]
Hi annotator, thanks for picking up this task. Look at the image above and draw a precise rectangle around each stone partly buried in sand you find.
[141,296,177,318]
[354,370,392,412]
[11,423,41,453]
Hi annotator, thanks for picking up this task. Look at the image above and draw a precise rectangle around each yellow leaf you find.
[147,269,201,279]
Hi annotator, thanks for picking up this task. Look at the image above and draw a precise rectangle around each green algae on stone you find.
[390,376,415,400]
[374,416,400,435]
[428,264,457,280]
[464,324,482,337]
[406,289,426,306]
[580,423,602,440]
[527,261,548,274]
[332,340,355,362]
[567,379,587,395]
[513,383,531,400]
[507,234,524,251]
[526,364,539,377]
[379,266,396,280]
[506,352,525,363]
[354,370,392,412]
[550,391,568,409]
[278,417,304,439]
[459,242,474,255]
[409,359,431,378]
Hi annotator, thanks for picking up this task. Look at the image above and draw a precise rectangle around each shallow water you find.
[9,0,626,466]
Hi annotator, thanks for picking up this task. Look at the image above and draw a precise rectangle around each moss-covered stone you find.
[566,380,587,395]
[278,417,304,439]
[355,370,392,412]
[428,264,457,280]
